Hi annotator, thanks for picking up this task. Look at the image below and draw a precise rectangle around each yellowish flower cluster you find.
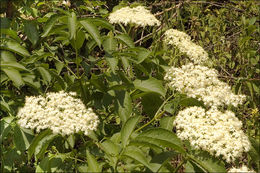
[108,6,160,27]
[164,63,246,108]
[164,29,208,64]
[17,91,99,136]
[174,106,251,163]
[228,165,255,173]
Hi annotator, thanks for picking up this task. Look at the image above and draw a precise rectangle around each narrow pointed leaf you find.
[35,134,57,160]
[121,116,141,147]
[2,68,24,87]
[68,12,77,40]
[1,62,29,72]
[42,14,62,37]
[103,36,117,53]
[37,67,52,84]
[132,128,185,154]
[0,50,16,61]
[0,41,30,57]
[115,34,135,48]
[80,20,102,47]
[24,21,39,45]
[123,146,159,171]
[137,48,151,64]
[0,29,22,42]
[115,91,133,124]
[105,55,118,73]
[28,129,52,160]
[87,18,114,30]
[86,150,101,172]
[133,77,166,97]
[187,152,226,173]
[160,116,174,131]
[14,126,34,151]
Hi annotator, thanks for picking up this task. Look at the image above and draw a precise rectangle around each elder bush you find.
[0,0,259,172]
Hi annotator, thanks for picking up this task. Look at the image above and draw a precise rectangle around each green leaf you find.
[120,56,130,71]
[105,55,118,73]
[80,20,102,47]
[132,128,185,154]
[1,61,29,71]
[87,18,114,30]
[0,50,16,62]
[133,77,166,97]
[137,48,151,64]
[36,157,51,172]
[14,125,34,151]
[78,164,88,173]
[86,150,101,172]
[50,70,66,89]
[185,161,205,173]
[100,139,120,156]
[179,97,204,107]
[90,74,107,92]
[37,67,52,84]
[28,129,52,160]
[115,91,133,124]
[115,34,135,48]
[121,115,141,147]
[188,152,226,173]
[2,68,24,87]
[103,35,118,53]
[0,29,22,42]
[68,12,77,40]
[75,30,85,50]
[164,98,180,114]
[0,40,30,57]
[42,14,62,37]
[0,117,14,143]
[248,137,260,169]
[35,134,57,160]
[150,151,177,172]
[0,100,11,113]
[141,93,163,117]
[160,116,174,131]
[23,75,41,90]
[24,21,39,45]
[123,146,158,171]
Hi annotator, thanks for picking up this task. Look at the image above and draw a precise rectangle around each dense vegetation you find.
[0,0,259,172]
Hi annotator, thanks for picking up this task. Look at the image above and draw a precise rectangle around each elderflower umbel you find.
[164,63,246,108]
[17,91,99,136]
[164,29,208,64]
[108,6,160,27]
[174,106,251,163]
[228,165,255,173]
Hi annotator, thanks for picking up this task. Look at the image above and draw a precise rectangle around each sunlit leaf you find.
[80,20,102,47]
[134,77,166,97]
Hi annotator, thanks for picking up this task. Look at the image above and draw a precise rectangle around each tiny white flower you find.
[17,91,99,136]
[165,63,246,107]
[174,107,251,163]
[228,165,255,173]
[164,29,208,64]
[108,6,160,27]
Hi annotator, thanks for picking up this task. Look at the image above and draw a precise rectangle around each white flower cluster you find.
[228,165,255,173]
[164,29,208,64]
[17,91,99,136]
[174,106,251,163]
[108,6,160,27]
[164,63,246,108]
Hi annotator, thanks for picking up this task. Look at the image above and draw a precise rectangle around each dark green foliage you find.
[0,0,259,172]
